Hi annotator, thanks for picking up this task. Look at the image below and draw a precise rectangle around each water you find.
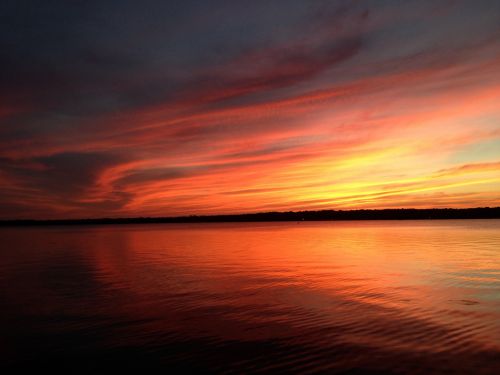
[1,220,499,374]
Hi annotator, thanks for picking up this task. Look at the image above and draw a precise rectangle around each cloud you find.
[0,0,500,218]
[0,152,132,216]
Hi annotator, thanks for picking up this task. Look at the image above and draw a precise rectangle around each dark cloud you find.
[0,152,127,204]
[179,37,363,110]
[34,152,123,194]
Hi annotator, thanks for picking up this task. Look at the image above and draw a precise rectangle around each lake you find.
[1,220,499,373]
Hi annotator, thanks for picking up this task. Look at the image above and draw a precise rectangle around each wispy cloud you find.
[1,0,499,218]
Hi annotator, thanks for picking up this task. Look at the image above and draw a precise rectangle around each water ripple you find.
[1,220,500,373]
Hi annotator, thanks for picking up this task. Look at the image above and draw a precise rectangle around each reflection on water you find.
[1,220,499,373]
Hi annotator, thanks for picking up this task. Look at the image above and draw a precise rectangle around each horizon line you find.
[1,207,500,226]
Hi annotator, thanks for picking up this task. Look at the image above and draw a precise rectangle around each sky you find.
[0,0,499,219]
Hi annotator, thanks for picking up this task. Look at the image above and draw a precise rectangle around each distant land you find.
[1,207,500,226]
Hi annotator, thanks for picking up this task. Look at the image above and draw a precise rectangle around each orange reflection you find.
[89,221,500,351]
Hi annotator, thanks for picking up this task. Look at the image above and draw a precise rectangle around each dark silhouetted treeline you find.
[1,207,500,226]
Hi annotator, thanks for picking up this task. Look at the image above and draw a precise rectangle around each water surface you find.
[1,220,499,373]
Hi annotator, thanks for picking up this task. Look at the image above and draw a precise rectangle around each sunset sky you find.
[1,0,499,219]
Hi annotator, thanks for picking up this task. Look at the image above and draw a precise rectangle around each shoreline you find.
[1,207,499,226]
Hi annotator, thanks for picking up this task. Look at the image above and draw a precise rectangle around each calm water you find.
[1,220,500,374]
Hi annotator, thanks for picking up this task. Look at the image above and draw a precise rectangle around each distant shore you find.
[1,207,500,226]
